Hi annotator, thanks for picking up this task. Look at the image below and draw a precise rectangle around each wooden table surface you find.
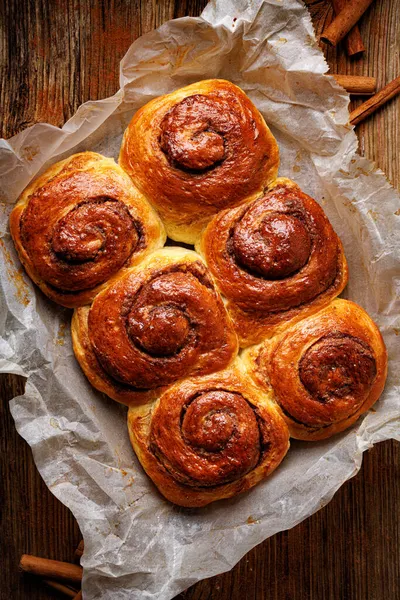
[0,1,399,599]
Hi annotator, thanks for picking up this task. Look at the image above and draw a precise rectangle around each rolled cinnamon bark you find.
[74,540,84,563]
[332,74,376,95]
[321,0,375,47]
[19,555,83,584]
[350,76,400,125]
[331,0,365,56]
[43,580,79,598]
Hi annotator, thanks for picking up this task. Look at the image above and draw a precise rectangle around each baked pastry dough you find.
[199,177,348,346]
[127,363,289,507]
[119,79,279,244]
[8,80,389,505]
[242,300,388,441]
[72,248,238,405]
[10,152,166,307]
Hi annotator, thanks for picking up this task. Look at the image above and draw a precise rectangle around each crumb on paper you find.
[356,166,374,177]
[367,209,380,222]
[21,145,39,162]
[56,321,68,346]
[342,200,357,214]
[246,515,259,525]
[305,34,316,47]
[0,239,30,306]
[293,165,301,173]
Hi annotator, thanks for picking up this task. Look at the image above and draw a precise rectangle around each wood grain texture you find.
[0,1,399,599]
[308,0,400,189]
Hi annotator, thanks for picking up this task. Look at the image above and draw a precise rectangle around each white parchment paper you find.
[1,1,399,598]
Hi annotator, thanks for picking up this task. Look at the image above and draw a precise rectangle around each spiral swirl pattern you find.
[299,334,376,409]
[200,178,348,346]
[10,153,165,307]
[127,369,290,506]
[160,94,235,172]
[22,196,139,291]
[244,299,387,441]
[279,332,378,427]
[10,82,389,506]
[151,389,262,487]
[72,249,238,403]
[119,79,279,244]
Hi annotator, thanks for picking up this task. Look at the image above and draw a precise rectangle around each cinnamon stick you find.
[332,74,376,95]
[74,591,83,600]
[74,540,85,563]
[350,76,400,125]
[331,0,365,56]
[43,579,79,598]
[19,555,83,584]
[321,0,375,47]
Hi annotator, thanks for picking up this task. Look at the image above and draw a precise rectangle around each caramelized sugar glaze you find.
[9,81,387,505]
[119,80,279,244]
[10,152,165,307]
[72,249,238,405]
[200,178,348,346]
[128,367,289,507]
[242,300,387,441]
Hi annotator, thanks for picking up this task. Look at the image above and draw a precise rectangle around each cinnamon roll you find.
[72,248,239,405]
[119,79,279,244]
[199,178,348,347]
[10,152,166,307]
[243,300,388,441]
[127,364,289,507]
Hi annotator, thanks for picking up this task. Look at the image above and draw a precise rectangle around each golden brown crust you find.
[72,248,238,406]
[242,300,388,441]
[72,305,159,406]
[198,177,348,347]
[127,363,290,507]
[119,79,279,244]
[10,152,166,307]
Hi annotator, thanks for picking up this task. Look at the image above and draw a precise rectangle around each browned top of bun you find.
[10,152,165,307]
[119,79,279,244]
